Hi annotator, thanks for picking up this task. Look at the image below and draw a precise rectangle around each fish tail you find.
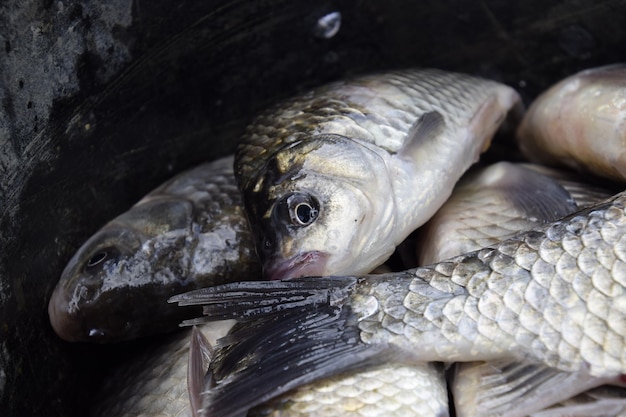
[173,277,389,417]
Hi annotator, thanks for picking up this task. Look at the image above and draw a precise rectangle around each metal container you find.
[1,1,625,415]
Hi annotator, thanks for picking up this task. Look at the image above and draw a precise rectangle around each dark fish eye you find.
[275,192,319,227]
[293,202,318,225]
[87,251,108,267]
[85,247,120,271]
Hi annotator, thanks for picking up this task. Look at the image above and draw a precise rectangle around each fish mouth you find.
[264,251,330,280]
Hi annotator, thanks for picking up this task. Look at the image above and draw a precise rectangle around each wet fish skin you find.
[517,63,626,182]
[49,156,261,343]
[247,363,448,417]
[413,161,618,417]
[235,68,521,279]
[171,191,626,417]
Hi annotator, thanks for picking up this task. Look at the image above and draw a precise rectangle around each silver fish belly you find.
[235,68,521,280]
[516,63,626,182]
[48,156,261,343]
[171,190,626,417]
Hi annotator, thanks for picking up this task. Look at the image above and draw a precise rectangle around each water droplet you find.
[314,11,342,39]
[88,328,105,338]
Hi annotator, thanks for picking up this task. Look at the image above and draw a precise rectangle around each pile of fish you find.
[49,64,626,416]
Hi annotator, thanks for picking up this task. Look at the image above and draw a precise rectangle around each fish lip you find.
[264,251,330,280]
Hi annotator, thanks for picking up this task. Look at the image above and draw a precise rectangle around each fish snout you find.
[48,288,85,342]
[264,251,330,280]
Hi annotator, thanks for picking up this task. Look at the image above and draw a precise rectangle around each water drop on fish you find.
[313,11,341,39]
[89,328,105,338]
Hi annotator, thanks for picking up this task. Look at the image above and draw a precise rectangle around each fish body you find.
[250,362,448,417]
[413,161,619,417]
[235,68,521,279]
[517,63,626,182]
[172,190,626,417]
[49,156,261,343]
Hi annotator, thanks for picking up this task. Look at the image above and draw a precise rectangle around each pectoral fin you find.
[452,360,615,417]
[530,385,626,417]
[477,162,579,222]
[398,111,446,160]
[188,326,213,417]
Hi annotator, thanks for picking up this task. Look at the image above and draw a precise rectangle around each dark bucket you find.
[1,1,625,416]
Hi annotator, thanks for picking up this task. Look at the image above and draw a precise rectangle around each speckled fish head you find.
[48,197,195,342]
[245,134,396,280]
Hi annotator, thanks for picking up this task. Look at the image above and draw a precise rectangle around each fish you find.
[171,189,626,417]
[412,161,620,417]
[516,63,626,183]
[48,156,261,343]
[234,68,521,280]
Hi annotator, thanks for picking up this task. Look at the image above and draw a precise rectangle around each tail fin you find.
[172,277,388,417]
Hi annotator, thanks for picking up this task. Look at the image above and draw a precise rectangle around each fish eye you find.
[294,202,317,225]
[85,247,119,270]
[276,192,320,227]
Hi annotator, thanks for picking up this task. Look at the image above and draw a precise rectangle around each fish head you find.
[243,134,397,280]
[48,197,195,342]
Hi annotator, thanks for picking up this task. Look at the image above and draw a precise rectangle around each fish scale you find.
[251,363,448,417]
[409,161,624,417]
[364,200,626,375]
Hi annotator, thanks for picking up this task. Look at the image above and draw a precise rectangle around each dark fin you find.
[204,307,387,417]
[188,326,213,417]
[169,276,358,322]
[173,276,386,417]
[398,111,446,160]
[483,162,579,222]
[453,360,610,417]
